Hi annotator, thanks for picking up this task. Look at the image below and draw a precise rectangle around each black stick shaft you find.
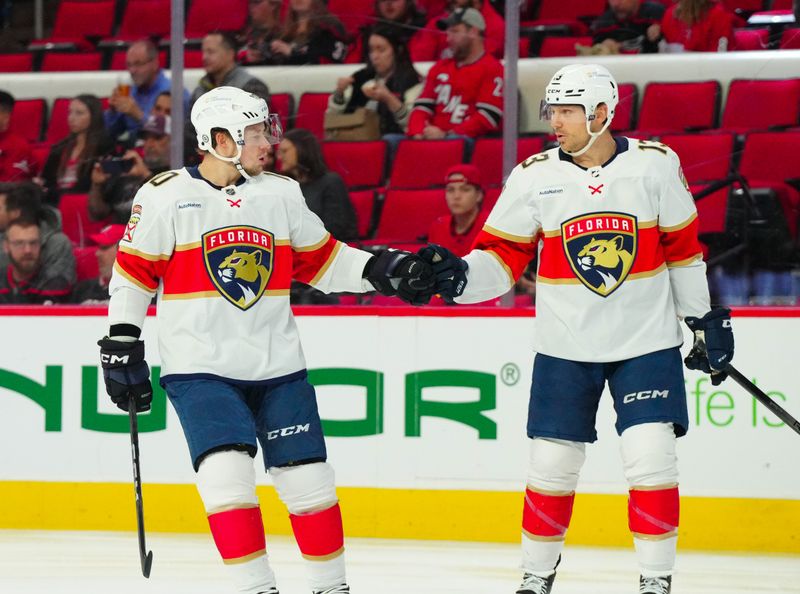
[725,364,800,436]
[129,395,154,578]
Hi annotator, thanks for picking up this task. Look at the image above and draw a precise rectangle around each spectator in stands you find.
[0,214,72,304]
[139,114,172,174]
[411,0,505,61]
[0,91,34,182]
[328,25,423,136]
[152,91,173,117]
[590,0,664,54]
[277,129,358,241]
[348,0,428,63]
[656,0,734,52]
[70,224,125,304]
[237,0,284,65]
[192,31,271,104]
[266,0,348,64]
[407,8,504,145]
[427,164,487,256]
[39,94,114,203]
[105,40,190,141]
[0,182,76,286]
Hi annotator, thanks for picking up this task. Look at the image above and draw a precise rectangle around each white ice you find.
[0,530,798,594]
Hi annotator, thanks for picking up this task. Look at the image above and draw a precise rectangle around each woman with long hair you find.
[267,0,348,64]
[328,24,422,135]
[657,0,734,52]
[276,128,358,242]
[40,94,113,203]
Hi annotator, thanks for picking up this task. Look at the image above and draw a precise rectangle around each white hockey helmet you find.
[540,64,619,156]
[191,86,282,177]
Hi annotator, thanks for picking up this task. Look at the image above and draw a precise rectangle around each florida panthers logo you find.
[562,212,637,297]
[203,226,274,310]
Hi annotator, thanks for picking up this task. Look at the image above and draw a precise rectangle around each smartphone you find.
[99,157,135,176]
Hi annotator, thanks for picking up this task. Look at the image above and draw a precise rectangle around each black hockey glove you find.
[418,244,468,304]
[684,307,734,386]
[364,249,436,305]
[98,337,153,412]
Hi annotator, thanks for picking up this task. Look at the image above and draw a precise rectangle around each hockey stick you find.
[128,394,154,578]
[725,364,800,436]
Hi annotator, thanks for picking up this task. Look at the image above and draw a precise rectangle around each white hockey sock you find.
[227,553,278,594]
[521,534,563,575]
[306,551,347,591]
[634,535,677,576]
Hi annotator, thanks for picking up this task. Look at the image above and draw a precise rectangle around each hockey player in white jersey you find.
[416,65,735,594]
[96,86,435,594]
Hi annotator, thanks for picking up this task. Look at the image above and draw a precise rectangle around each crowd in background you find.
[0,0,797,305]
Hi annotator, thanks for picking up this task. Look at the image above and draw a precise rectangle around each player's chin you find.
[243,163,264,176]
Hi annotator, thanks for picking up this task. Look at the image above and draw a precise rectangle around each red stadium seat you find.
[41,51,103,72]
[59,193,110,246]
[328,0,374,36]
[733,28,769,50]
[691,184,730,236]
[738,131,800,237]
[186,0,248,39]
[388,139,466,189]
[30,142,52,176]
[9,98,46,143]
[638,81,720,134]
[184,49,204,68]
[348,188,376,238]
[0,53,34,72]
[537,36,592,57]
[322,141,387,188]
[771,0,793,7]
[294,93,330,139]
[29,0,116,49]
[779,28,800,49]
[110,49,168,70]
[659,133,735,184]
[483,186,502,211]
[522,0,605,35]
[112,0,171,42]
[611,83,638,132]
[268,93,294,132]
[46,98,72,143]
[371,189,450,242]
[469,136,545,187]
[74,246,99,280]
[721,79,800,133]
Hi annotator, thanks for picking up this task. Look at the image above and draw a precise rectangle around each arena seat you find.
[537,35,593,57]
[638,80,721,134]
[268,93,294,133]
[28,0,116,50]
[328,0,374,37]
[59,194,110,246]
[322,140,387,189]
[388,139,466,189]
[611,83,638,132]
[779,28,800,49]
[30,143,52,176]
[9,98,46,143]
[522,0,605,35]
[0,53,34,72]
[721,79,800,132]
[468,136,545,187]
[74,246,99,281]
[294,92,330,139]
[370,189,450,243]
[41,51,103,72]
[46,98,72,143]
[348,188,376,239]
[659,133,735,184]
[185,0,248,39]
[733,28,769,50]
[106,0,171,44]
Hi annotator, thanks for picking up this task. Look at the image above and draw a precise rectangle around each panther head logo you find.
[217,249,270,308]
[562,213,637,297]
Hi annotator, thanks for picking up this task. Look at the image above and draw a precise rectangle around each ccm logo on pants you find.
[266,424,310,440]
[623,390,669,404]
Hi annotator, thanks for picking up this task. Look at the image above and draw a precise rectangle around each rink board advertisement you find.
[0,307,798,553]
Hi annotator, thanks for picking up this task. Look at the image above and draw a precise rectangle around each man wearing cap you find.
[70,224,126,304]
[407,6,504,142]
[428,164,487,257]
[411,0,505,61]
[140,114,172,175]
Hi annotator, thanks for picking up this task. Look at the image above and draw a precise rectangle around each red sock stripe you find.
[290,503,344,558]
[628,487,680,535]
[207,506,266,560]
[522,488,575,538]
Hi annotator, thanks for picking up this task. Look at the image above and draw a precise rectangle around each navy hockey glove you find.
[98,337,153,412]
[365,249,436,305]
[684,308,734,386]
[418,244,468,304]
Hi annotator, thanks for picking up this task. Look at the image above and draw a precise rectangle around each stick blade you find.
[142,550,153,578]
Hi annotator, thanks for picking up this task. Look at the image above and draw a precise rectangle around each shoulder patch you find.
[521,152,549,168]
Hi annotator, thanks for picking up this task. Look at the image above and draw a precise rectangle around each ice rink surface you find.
[1,530,798,594]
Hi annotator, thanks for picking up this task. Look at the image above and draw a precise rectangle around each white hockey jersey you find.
[109,167,372,383]
[458,137,711,362]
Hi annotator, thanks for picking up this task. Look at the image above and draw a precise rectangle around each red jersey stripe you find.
[293,235,339,285]
[473,229,537,282]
